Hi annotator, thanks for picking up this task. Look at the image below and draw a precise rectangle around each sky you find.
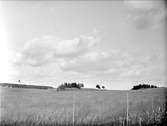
[0,0,166,89]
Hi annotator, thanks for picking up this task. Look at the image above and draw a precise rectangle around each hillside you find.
[0,86,166,126]
[0,83,53,89]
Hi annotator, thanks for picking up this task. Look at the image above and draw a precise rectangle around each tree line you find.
[96,84,105,89]
[57,82,84,90]
[131,84,158,90]
[0,83,53,89]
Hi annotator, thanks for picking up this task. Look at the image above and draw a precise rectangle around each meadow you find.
[0,87,166,126]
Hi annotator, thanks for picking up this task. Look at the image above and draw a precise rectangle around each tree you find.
[57,82,84,91]
[78,83,84,89]
[131,84,158,90]
[102,86,105,89]
[71,82,77,88]
[96,84,100,89]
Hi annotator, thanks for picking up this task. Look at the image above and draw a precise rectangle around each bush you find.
[132,84,158,90]
[57,82,84,91]
[96,85,100,89]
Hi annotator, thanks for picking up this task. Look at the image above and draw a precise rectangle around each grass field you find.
[0,87,166,126]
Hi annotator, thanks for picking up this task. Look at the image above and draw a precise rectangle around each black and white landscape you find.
[0,0,166,126]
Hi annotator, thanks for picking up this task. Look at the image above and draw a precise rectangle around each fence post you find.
[139,117,142,126]
[102,100,104,124]
[152,97,154,113]
[126,92,129,126]
[72,92,75,126]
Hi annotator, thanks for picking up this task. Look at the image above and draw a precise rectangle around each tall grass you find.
[0,109,166,126]
[0,87,166,126]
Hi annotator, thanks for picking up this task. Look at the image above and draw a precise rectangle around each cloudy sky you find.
[0,0,166,89]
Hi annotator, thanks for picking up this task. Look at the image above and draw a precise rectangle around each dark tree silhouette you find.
[57,82,84,91]
[96,84,101,89]
[102,86,105,89]
[132,84,158,90]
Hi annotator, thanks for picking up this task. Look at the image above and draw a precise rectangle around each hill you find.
[0,83,53,90]
[0,86,166,126]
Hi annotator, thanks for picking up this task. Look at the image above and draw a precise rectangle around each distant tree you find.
[57,82,84,91]
[57,84,65,91]
[71,82,77,88]
[64,82,68,87]
[78,83,84,89]
[132,84,158,90]
[96,84,101,89]
[102,86,105,89]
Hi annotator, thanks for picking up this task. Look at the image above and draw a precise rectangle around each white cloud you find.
[14,36,58,66]
[59,49,165,80]
[124,0,167,29]
[59,51,111,73]
[54,33,99,57]
[124,0,165,10]
[13,27,165,82]
[14,30,99,66]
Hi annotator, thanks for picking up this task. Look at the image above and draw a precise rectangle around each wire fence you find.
[69,90,165,126]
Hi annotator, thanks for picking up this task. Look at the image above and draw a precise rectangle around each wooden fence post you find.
[152,97,154,113]
[126,92,129,126]
[72,92,75,126]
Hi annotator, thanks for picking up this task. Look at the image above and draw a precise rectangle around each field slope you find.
[0,87,166,126]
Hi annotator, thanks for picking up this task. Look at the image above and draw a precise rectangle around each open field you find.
[0,87,166,126]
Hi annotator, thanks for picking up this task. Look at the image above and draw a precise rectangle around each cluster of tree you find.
[96,84,105,89]
[131,84,158,90]
[57,82,84,90]
[0,83,53,90]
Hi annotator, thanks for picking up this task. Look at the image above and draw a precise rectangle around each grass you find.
[0,87,166,126]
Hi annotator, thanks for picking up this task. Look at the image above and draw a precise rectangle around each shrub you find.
[57,82,84,91]
[132,84,158,90]
[96,85,100,89]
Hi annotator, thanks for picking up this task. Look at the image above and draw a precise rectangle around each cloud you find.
[59,51,111,73]
[54,33,99,57]
[14,30,99,66]
[124,0,167,29]
[13,28,165,80]
[59,49,165,80]
[14,36,59,66]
